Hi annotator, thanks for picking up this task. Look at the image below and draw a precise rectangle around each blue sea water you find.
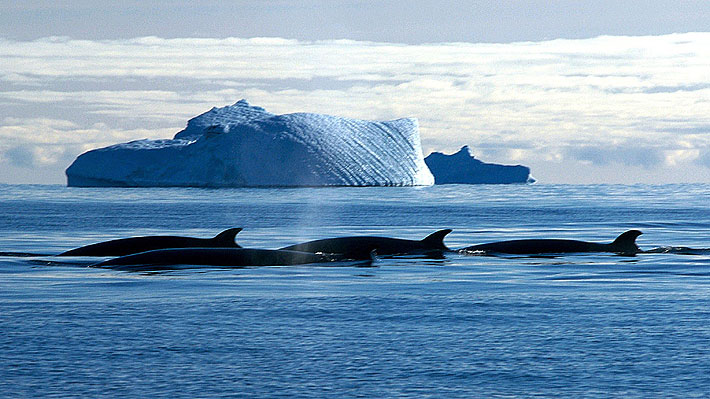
[1,183,709,398]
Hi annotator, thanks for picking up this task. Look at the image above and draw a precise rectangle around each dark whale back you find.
[461,230,642,255]
[93,248,341,270]
[58,228,242,256]
[279,229,452,259]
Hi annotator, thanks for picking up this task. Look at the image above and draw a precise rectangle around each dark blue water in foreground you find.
[1,184,710,398]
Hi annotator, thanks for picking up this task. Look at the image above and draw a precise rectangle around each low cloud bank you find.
[1,33,709,183]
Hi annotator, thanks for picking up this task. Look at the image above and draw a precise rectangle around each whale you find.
[58,228,242,257]
[279,229,452,259]
[92,247,360,270]
[460,230,642,255]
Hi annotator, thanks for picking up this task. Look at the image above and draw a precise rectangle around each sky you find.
[1,1,709,184]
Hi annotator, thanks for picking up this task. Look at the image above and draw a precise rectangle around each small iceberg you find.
[424,146,534,184]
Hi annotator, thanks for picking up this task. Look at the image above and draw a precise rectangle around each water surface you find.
[1,184,709,398]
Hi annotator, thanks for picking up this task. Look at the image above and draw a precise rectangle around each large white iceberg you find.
[66,100,435,187]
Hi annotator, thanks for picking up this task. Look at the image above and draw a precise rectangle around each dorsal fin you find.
[610,230,642,253]
[420,229,452,250]
[212,228,243,247]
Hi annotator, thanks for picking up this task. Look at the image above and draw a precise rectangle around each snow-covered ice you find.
[66,100,435,187]
[424,146,534,184]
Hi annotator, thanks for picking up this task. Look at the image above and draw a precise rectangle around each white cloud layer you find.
[1,33,709,184]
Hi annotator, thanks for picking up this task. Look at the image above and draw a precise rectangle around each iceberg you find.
[424,146,534,184]
[66,100,434,187]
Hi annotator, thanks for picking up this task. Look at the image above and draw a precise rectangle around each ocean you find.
[1,183,709,398]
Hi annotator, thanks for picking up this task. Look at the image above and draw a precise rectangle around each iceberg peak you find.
[173,99,273,140]
[454,145,474,158]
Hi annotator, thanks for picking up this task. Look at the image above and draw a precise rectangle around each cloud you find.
[565,144,665,167]
[0,117,176,173]
[1,141,85,170]
[697,152,710,168]
[1,33,710,183]
[2,146,35,167]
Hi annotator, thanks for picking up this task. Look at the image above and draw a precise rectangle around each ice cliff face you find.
[66,100,435,187]
[424,146,534,184]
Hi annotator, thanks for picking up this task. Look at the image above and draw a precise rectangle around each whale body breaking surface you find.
[66,100,434,187]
